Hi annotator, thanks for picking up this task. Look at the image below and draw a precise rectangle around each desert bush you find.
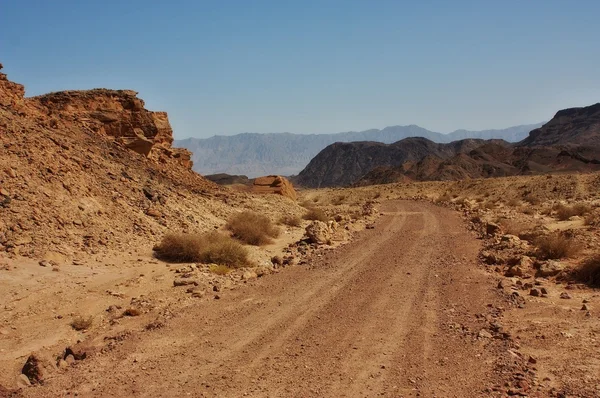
[435,192,452,204]
[523,195,541,205]
[154,232,249,267]
[506,198,521,207]
[331,195,347,205]
[500,219,530,236]
[535,234,582,260]
[227,211,280,245]
[555,203,592,221]
[70,316,93,331]
[279,214,302,227]
[303,208,328,222]
[209,264,232,275]
[575,255,600,287]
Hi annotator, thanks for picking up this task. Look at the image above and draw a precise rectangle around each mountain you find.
[294,104,600,188]
[175,123,542,178]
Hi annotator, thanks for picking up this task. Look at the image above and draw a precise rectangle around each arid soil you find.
[10,201,530,397]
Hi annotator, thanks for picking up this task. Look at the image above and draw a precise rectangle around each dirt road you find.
[24,201,512,397]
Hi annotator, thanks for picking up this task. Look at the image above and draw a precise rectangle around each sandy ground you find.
[12,201,524,397]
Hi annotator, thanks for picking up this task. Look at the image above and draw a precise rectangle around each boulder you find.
[305,221,332,245]
[537,260,567,277]
[251,175,297,200]
[21,353,56,385]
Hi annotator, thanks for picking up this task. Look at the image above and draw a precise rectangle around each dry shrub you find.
[523,195,541,205]
[209,264,232,275]
[227,211,280,246]
[435,192,452,204]
[506,197,521,207]
[575,255,600,287]
[279,214,302,227]
[70,316,93,331]
[154,232,249,267]
[331,195,347,205]
[500,220,530,236]
[555,203,592,221]
[303,208,328,222]
[535,233,582,260]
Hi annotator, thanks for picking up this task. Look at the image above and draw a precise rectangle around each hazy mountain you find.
[175,123,543,177]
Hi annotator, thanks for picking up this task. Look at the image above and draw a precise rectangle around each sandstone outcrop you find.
[30,89,192,168]
[251,175,297,200]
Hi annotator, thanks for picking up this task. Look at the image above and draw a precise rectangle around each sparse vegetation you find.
[279,214,302,227]
[226,211,280,245]
[303,208,328,222]
[535,234,582,260]
[500,219,530,236]
[209,264,232,275]
[154,232,250,267]
[554,203,592,221]
[70,315,93,331]
[575,255,600,287]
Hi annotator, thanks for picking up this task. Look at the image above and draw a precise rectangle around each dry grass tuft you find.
[227,211,280,246]
[70,316,93,331]
[154,232,250,267]
[279,214,302,227]
[500,219,531,236]
[575,255,600,287]
[209,264,232,275]
[303,208,328,222]
[535,234,582,260]
[554,203,592,221]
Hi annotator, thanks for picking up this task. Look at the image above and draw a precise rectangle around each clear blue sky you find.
[1,1,599,138]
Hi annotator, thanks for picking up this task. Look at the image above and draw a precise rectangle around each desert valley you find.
[1,59,600,398]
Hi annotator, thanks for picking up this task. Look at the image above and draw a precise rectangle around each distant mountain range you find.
[293,103,600,188]
[175,123,543,177]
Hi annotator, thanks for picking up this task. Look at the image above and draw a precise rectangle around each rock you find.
[478,329,493,339]
[146,208,162,218]
[187,287,205,298]
[173,279,198,287]
[530,288,541,297]
[271,256,282,266]
[581,304,590,311]
[21,353,56,385]
[486,222,501,236]
[251,175,297,200]
[38,260,51,267]
[16,374,31,388]
[305,221,332,245]
[560,292,572,300]
[537,260,566,277]
[242,270,257,280]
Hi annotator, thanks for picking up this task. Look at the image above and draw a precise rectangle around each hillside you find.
[175,123,542,177]
[0,64,302,260]
[295,103,600,187]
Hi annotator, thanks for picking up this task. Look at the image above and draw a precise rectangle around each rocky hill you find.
[295,103,600,187]
[0,64,300,260]
[175,123,542,177]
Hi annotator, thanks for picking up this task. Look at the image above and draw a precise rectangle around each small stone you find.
[214,294,221,300]
[560,292,572,300]
[173,279,198,287]
[38,260,50,267]
[242,270,257,280]
[497,281,504,289]
[582,299,590,303]
[581,304,590,311]
[529,288,540,297]
[540,287,548,295]
[64,354,75,364]
[478,329,493,339]
[7,169,17,178]
[16,373,31,388]
[528,356,537,364]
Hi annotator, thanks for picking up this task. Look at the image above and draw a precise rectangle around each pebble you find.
[560,292,572,299]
